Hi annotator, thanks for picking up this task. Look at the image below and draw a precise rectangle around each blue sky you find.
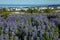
[0,0,60,6]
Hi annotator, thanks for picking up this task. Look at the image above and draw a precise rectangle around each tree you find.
[27,8,33,13]
[32,8,39,13]
[43,7,52,13]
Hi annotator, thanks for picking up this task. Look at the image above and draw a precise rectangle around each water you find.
[0,0,60,7]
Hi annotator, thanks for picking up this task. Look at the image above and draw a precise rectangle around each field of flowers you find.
[0,13,60,40]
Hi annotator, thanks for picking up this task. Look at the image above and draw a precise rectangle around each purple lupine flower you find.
[46,25,50,32]
[51,18,58,23]
[5,28,9,33]
[37,26,41,31]
[31,36,34,40]
[14,36,19,40]
[24,36,26,40]
[0,22,4,27]
[46,32,49,38]
[50,32,53,38]
[24,27,28,35]
[41,25,45,30]
[32,31,36,37]
[0,35,3,40]
[33,26,37,31]
[11,32,15,36]
[50,22,55,26]
[40,31,42,38]
[52,28,54,33]
[54,36,59,40]
[4,35,9,40]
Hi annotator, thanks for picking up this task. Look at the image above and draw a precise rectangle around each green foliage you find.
[20,9,26,12]
[10,36,14,40]
[0,8,10,19]
[0,7,57,14]
[2,8,7,12]
[43,8,53,13]
[32,8,39,13]
[26,8,39,13]
[27,8,33,13]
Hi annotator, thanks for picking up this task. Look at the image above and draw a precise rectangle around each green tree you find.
[43,7,52,13]
[12,9,16,12]
[20,9,26,12]
[32,8,39,13]
[0,8,2,13]
[27,8,33,13]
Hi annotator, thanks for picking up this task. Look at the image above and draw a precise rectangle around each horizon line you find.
[0,4,60,7]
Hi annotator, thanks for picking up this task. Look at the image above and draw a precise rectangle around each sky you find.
[0,0,60,6]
